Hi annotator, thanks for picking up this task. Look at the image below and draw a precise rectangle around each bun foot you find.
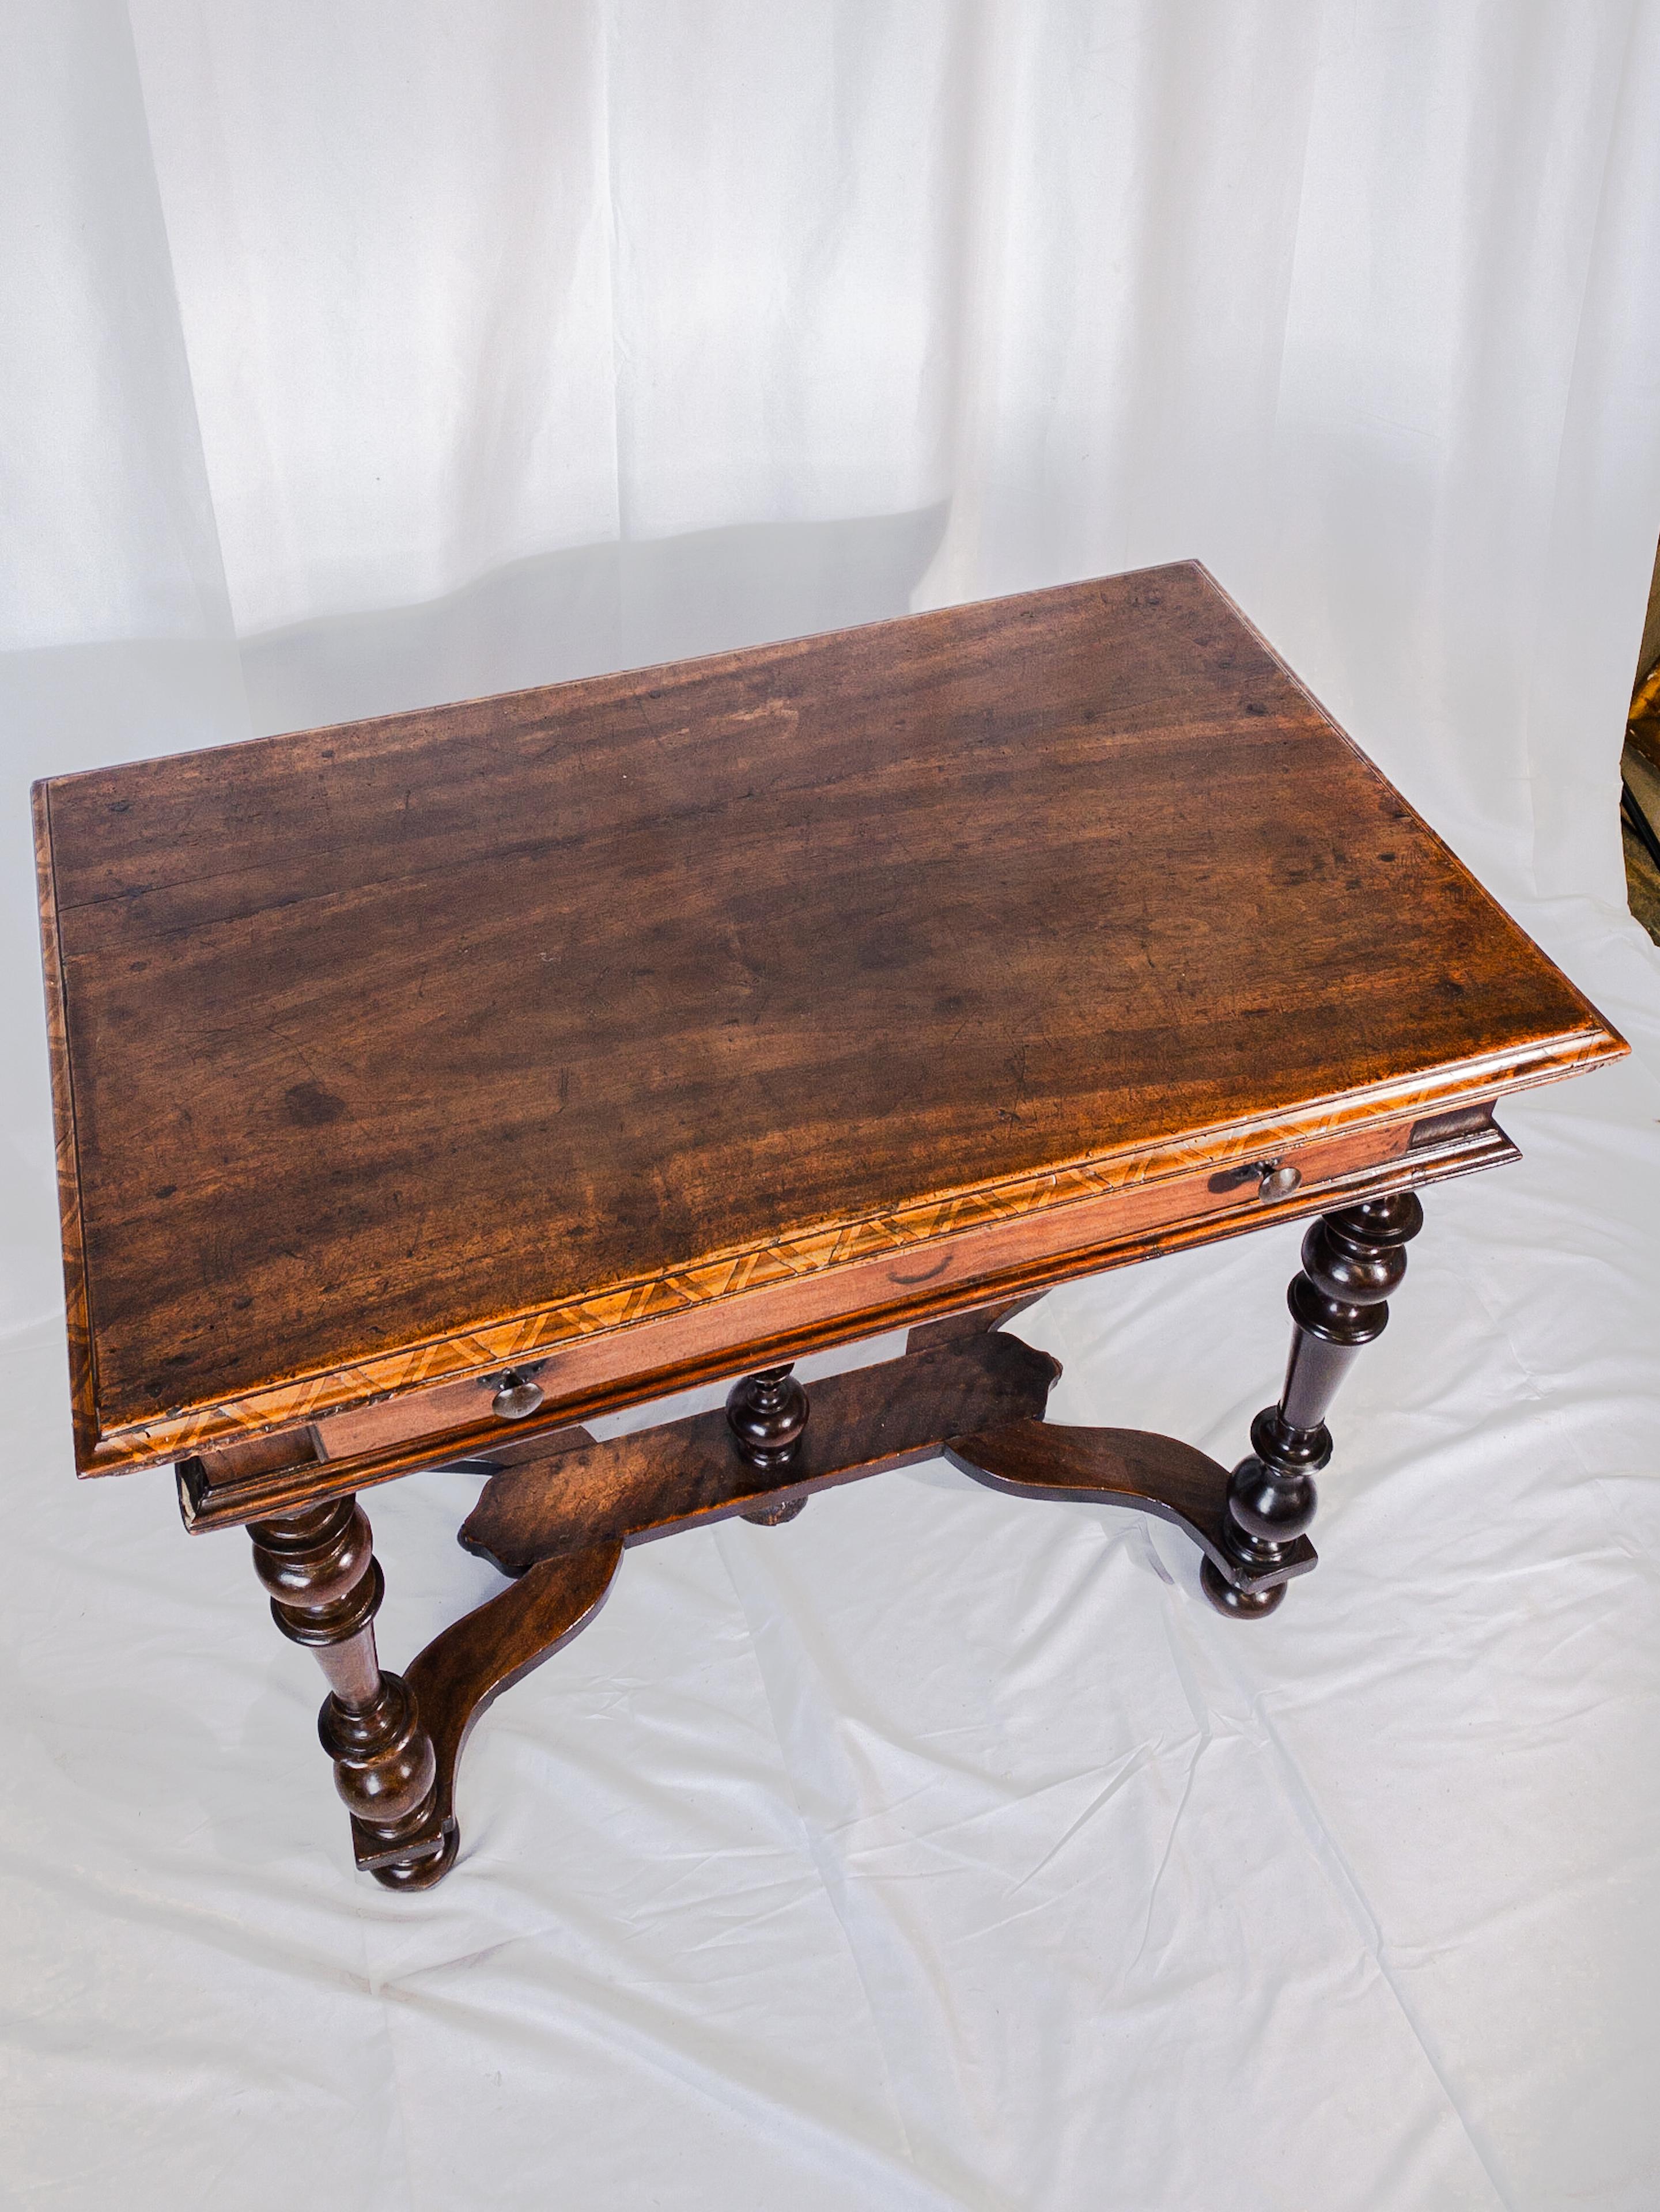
[1201,1557,1287,1619]
[369,1818,460,1890]
[740,1494,808,1526]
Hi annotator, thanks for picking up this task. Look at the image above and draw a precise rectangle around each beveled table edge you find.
[176,1115,1521,1533]
[78,1023,1617,1484]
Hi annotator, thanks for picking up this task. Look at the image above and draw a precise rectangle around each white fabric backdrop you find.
[3,5,1660,2207]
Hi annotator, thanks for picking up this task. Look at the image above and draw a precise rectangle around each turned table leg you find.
[1202,1190,1425,1618]
[247,1496,456,1886]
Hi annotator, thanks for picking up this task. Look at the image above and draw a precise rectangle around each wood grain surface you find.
[35,562,1625,1476]
[459,1331,1062,1575]
[172,1107,1517,1532]
[944,1419,1316,1595]
[379,1329,1061,1881]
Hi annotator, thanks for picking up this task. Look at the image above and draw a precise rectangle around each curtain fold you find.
[6,3,1654,908]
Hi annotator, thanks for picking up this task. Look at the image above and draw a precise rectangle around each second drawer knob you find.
[1257,1162,1302,1200]
[491,1370,544,1420]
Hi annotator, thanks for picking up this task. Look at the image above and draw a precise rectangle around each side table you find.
[33,562,1625,1887]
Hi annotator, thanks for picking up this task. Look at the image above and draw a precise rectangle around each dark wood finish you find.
[460,1332,1061,1577]
[738,1496,811,1527]
[32,563,1632,1892]
[255,1113,1489,1464]
[729,1363,812,1521]
[246,1497,451,1882]
[943,1423,1315,1595]
[197,1424,322,1487]
[381,1546,623,1888]
[1201,1190,1424,1618]
[35,563,1623,1481]
[173,1111,1518,1536]
[221,1174,1432,1891]
[727,1363,810,1471]
[372,1332,1058,1869]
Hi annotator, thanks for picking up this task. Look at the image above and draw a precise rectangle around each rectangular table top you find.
[35,562,1624,1477]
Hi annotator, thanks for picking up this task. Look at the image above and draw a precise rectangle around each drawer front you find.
[315,1364,547,1461]
[308,1111,1442,1467]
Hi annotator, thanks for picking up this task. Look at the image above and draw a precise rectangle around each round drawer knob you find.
[491,1370,543,1420]
[1258,1162,1302,1200]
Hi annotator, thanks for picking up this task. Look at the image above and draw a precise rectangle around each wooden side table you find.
[33,563,1625,1888]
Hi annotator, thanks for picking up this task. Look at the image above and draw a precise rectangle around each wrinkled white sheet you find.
[5,4,1660,2207]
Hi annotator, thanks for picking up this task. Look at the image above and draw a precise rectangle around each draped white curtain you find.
[9,3,1660,897]
[5,9,1660,2209]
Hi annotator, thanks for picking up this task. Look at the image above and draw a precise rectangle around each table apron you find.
[176,1112,1514,1533]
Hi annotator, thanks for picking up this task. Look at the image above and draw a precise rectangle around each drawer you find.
[314,1363,554,1462]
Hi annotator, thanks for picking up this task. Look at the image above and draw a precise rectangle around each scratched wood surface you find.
[35,562,1623,1473]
